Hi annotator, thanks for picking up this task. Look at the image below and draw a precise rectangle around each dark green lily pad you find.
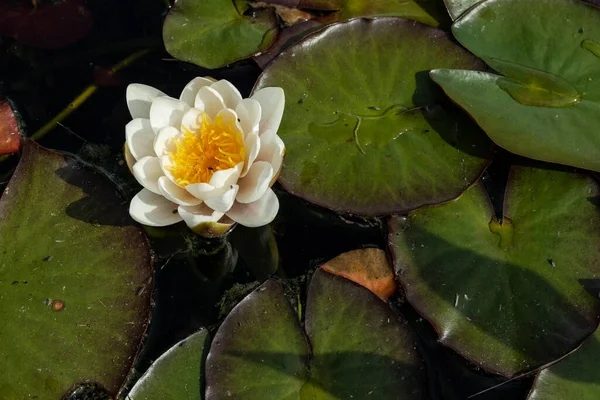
[442,0,481,20]
[431,0,600,172]
[388,165,600,377]
[205,279,309,399]
[127,329,210,400]
[0,142,153,398]
[528,324,600,400]
[163,0,278,69]
[205,270,424,399]
[254,17,491,216]
[304,269,424,399]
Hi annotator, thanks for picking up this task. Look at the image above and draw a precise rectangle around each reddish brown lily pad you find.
[0,0,93,49]
[0,99,21,155]
[321,248,396,300]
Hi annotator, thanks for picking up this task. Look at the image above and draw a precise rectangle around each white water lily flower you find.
[124,77,285,237]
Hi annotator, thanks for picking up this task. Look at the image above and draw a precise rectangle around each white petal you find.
[215,108,244,137]
[235,98,261,137]
[129,189,181,227]
[205,184,239,213]
[236,162,273,204]
[195,86,226,118]
[179,203,224,229]
[210,80,243,110]
[126,84,166,119]
[154,126,179,157]
[259,127,276,146]
[181,108,203,132]
[257,134,285,178]
[158,176,202,206]
[251,87,285,134]
[179,77,215,106]
[209,163,243,187]
[132,156,163,194]
[241,132,260,177]
[124,143,135,174]
[227,188,279,228]
[185,164,242,200]
[126,118,155,160]
[159,154,178,184]
[149,97,190,133]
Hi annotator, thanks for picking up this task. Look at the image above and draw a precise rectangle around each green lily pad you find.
[127,329,210,400]
[163,0,278,69]
[430,0,600,172]
[205,279,309,399]
[205,270,424,399]
[304,269,424,399]
[254,17,491,216]
[442,0,481,20]
[528,325,600,400]
[0,142,153,398]
[336,0,445,27]
[388,165,600,377]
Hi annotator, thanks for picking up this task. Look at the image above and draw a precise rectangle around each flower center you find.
[168,113,245,186]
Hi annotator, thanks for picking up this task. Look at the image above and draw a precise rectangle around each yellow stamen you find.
[168,113,245,186]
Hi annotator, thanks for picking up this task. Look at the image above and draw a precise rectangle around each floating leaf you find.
[528,324,600,400]
[431,0,600,172]
[205,271,424,399]
[163,0,278,69]
[205,280,309,399]
[254,18,491,216]
[0,142,153,398]
[127,329,210,400]
[336,0,446,27]
[388,165,600,377]
[304,269,424,399]
[320,248,396,300]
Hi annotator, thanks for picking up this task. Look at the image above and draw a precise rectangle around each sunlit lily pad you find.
[431,0,600,172]
[163,0,278,69]
[528,324,600,400]
[389,165,600,377]
[128,329,210,400]
[205,270,424,399]
[336,0,445,27]
[0,142,153,398]
[255,17,491,215]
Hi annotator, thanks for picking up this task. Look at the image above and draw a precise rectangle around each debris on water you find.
[52,300,65,311]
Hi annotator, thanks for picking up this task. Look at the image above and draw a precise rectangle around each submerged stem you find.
[31,49,152,141]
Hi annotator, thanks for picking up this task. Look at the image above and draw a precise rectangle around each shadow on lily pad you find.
[390,224,600,379]
[225,350,423,398]
[56,160,133,227]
